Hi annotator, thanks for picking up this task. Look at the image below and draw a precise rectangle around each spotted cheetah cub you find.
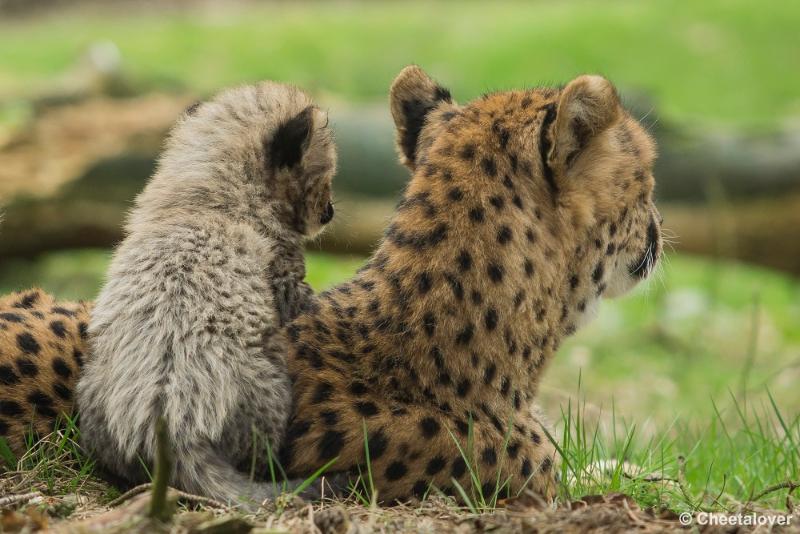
[76,82,336,505]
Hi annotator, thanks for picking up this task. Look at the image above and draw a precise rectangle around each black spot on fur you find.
[444,273,464,301]
[417,272,433,294]
[451,457,467,479]
[456,378,472,398]
[500,377,511,397]
[419,417,441,439]
[592,262,605,283]
[540,457,553,473]
[16,358,37,377]
[52,358,71,379]
[469,206,485,223]
[457,250,472,272]
[448,187,464,201]
[459,144,476,160]
[318,430,346,460]
[78,323,88,340]
[285,420,312,445]
[454,419,469,436]
[16,332,40,355]
[524,259,534,277]
[455,324,474,345]
[482,447,498,466]
[487,263,504,283]
[422,312,436,337]
[13,292,39,309]
[430,346,445,370]
[484,363,497,384]
[569,275,579,290]
[497,225,512,245]
[73,349,84,368]
[470,290,483,305]
[49,321,67,339]
[368,429,389,459]
[0,313,23,323]
[0,400,24,417]
[27,391,56,418]
[484,308,498,331]
[0,365,20,385]
[426,456,447,476]
[385,460,408,481]
[349,381,368,396]
[312,383,333,404]
[355,401,380,417]
[481,157,497,177]
[521,458,533,478]
[287,324,301,342]
[321,410,339,426]
[54,382,72,401]
[489,195,505,210]
[412,480,429,497]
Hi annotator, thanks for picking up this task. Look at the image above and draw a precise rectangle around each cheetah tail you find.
[174,443,282,508]
[174,443,342,509]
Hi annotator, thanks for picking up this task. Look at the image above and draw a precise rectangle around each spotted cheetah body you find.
[0,67,661,505]
[0,290,90,452]
[277,67,662,501]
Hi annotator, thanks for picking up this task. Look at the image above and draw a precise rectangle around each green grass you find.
[0,0,799,129]
[1,249,798,514]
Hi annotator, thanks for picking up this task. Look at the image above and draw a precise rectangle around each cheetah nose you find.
[320,201,335,225]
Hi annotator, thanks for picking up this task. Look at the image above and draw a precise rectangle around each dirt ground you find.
[2,484,798,533]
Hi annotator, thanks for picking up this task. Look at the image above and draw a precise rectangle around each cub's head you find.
[162,82,336,238]
[389,65,661,304]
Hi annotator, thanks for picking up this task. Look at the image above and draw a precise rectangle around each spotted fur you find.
[278,66,662,502]
[0,67,661,505]
[0,289,91,452]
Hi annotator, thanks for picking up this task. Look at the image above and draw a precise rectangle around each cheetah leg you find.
[281,390,559,503]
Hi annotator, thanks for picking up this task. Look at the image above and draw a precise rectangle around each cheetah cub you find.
[76,82,336,505]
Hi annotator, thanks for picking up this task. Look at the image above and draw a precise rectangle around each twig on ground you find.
[106,482,229,510]
[748,480,800,506]
[106,483,154,508]
[0,491,42,508]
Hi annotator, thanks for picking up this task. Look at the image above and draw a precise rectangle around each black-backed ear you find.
[271,105,314,169]
[548,75,621,173]
[390,65,453,169]
[184,101,202,116]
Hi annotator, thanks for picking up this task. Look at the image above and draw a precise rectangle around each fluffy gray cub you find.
[76,82,336,506]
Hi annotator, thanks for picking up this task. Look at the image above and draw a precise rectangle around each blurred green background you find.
[1,0,799,432]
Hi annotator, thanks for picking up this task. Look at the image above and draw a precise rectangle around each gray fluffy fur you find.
[76,82,336,506]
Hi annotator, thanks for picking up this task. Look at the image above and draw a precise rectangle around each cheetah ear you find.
[390,65,453,170]
[270,105,314,169]
[183,100,202,116]
[548,75,621,174]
